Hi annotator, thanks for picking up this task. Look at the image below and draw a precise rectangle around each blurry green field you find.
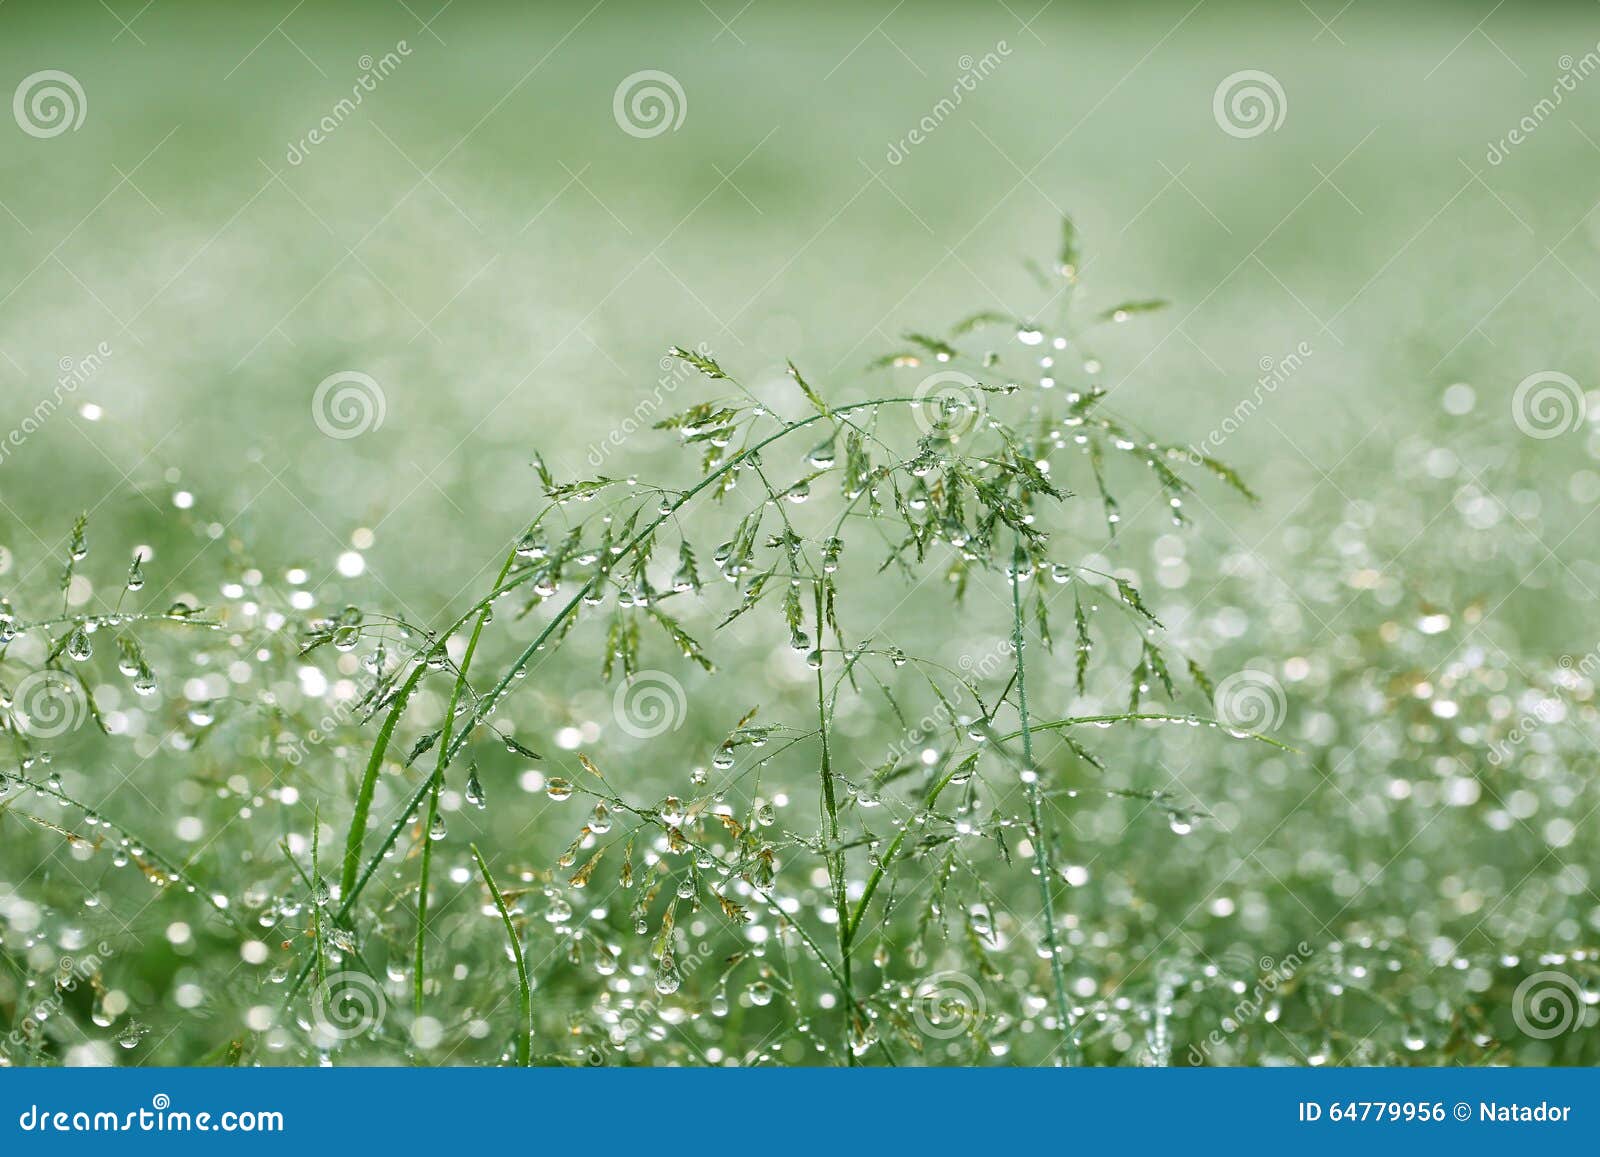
[1,0,1598,1066]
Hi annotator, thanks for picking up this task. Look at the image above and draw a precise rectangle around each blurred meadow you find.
[2,0,1599,1066]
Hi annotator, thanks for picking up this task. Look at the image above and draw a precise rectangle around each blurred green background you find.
[1,0,1596,613]
[3,0,1599,1066]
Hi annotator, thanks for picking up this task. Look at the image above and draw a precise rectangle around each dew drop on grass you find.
[546,778,574,801]
[428,815,447,841]
[465,768,487,809]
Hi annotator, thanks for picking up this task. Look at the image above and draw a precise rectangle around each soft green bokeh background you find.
[3,0,1599,1065]
[3,0,1596,614]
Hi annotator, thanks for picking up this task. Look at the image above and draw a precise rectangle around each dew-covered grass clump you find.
[4,214,1595,1069]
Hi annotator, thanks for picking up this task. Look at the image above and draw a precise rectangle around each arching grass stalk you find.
[1010,536,1078,1064]
[301,398,919,1016]
[470,843,531,1066]
[594,791,897,1065]
[812,582,854,1060]
[439,396,921,769]
[414,544,521,1014]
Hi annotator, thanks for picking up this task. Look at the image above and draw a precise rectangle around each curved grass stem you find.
[1010,537,1078,1064]
[470,843,532,1066]
[413,546,519,1014]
